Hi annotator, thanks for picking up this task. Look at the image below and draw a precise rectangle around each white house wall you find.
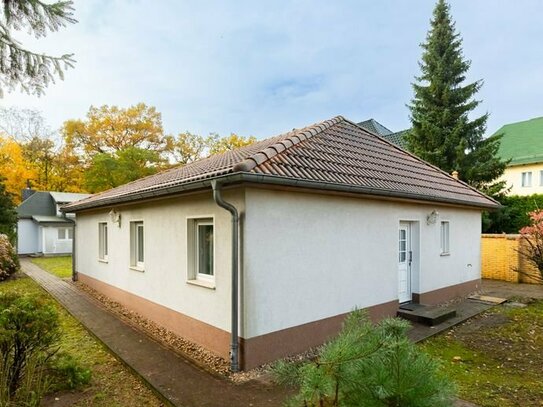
[17,219,39,254]
[42,226,73,254]
[242,188,481,339]
[75,190,243,334]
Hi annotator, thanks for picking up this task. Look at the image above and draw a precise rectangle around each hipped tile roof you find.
[64,116,498,212]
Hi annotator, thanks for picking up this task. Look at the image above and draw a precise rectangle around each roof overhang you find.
[62,172,500,213]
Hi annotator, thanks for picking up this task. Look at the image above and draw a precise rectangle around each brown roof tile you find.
[64,116,498,211]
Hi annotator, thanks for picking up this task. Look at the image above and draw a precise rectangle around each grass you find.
[0,274,163,407]
[31,256,72,278]
[421,299,543,407]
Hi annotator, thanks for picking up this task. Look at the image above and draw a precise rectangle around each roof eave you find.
[63,172,499,213]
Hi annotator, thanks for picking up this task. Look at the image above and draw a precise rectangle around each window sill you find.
[440,252,450,257]
[98,258,109,264]
[129,266,145,272]
[187,279,216,290]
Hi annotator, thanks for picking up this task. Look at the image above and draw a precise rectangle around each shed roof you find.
[32,215,73,224]
[63,116,498,212]
[50,192,92,203]
[493,117,543,166]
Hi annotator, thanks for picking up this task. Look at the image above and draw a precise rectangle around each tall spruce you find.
[0,177,17,243]
[0,0,77,96]
[407,0,506,195]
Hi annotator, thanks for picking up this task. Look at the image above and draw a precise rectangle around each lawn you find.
[421,298,543,407]
[0,274,163,407]
[31,255,72,278]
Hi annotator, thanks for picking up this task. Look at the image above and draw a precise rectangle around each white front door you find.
[398,222,412,303]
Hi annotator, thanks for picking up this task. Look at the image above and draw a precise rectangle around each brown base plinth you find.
[412,279,481,305]
[240,299,399,370]
[77,273,231,360]
[78,273,400,370]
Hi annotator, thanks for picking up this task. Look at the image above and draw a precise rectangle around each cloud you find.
[2,0,542,139]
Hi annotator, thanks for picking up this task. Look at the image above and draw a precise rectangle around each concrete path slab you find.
[407,299,493,342]
[481,279,543,300]
[21,259,288,407]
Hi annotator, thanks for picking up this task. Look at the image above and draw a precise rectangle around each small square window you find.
[522,171,532,187]
[67,228,73,240]
[130,221,144,270]
[187,218,214,285]
[440,221,450,255]
[58,228,66,240]
[99,222,108,261]
[539,170,543,186]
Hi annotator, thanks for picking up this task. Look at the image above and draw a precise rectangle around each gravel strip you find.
[75,281,232,376]
[75,280,319,383]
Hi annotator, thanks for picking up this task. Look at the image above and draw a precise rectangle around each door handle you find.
[409,251,412,266]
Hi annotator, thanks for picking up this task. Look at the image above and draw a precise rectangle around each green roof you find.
[493,117,543,166]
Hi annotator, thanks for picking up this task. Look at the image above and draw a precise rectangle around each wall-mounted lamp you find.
[109,209,121,227]
[426,210,439,225]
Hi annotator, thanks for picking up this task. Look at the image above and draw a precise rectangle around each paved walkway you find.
[481,278,543,299]
[21,259,288,407]
[407,279,543,342]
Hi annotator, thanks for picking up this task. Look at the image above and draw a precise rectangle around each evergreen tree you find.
[407,0,506,195]
[0,0,77,96]
[0,177,17,243]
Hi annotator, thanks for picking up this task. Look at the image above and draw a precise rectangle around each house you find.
[492,116,543,196]
[358,118,408,148]
[17,190,92,255]
[63,116,498,371]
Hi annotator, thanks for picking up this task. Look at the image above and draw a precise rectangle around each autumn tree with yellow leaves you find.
[0,137,38,204]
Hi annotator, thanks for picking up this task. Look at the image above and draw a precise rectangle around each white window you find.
[522,171,532,187]
[440,221,450,255]
[98,222,108,261]
[187,218,214,284]
[57,228,72,240]
[540,170,543,186]
[130,221,144,269]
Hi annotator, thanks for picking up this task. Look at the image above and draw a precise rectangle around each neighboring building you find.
[493,117,543,196]
[358,118,408,149]
[17,190,92,255]
[63,116,497,370]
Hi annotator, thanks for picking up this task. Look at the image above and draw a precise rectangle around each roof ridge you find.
[232,115,344,172]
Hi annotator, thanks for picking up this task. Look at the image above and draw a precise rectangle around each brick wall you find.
[481,234,540,284]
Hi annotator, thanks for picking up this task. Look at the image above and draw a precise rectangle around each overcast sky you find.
[2,0,542,139]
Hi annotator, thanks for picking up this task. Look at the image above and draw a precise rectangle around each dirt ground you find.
[422,290,543,407]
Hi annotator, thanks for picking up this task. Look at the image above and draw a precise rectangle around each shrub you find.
[48,352,92,390]
[517,210,543,283]
[0,292,60,402]
[0,234,19,281]
[483,193,543,233]
[273,311,455,407]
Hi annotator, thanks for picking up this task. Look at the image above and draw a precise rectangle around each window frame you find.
[539,170,543,186]
[57,228,66,240]
[130,220,145,271]
[98,222,108,262]
[521,171,533,187]
[187,216,215,288]
[440,221,450,256]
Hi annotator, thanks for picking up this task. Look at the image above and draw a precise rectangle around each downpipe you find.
[72,221,78,282]
[211,180,240,372]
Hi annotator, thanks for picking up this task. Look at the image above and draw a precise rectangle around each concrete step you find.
[397,303,457,326]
